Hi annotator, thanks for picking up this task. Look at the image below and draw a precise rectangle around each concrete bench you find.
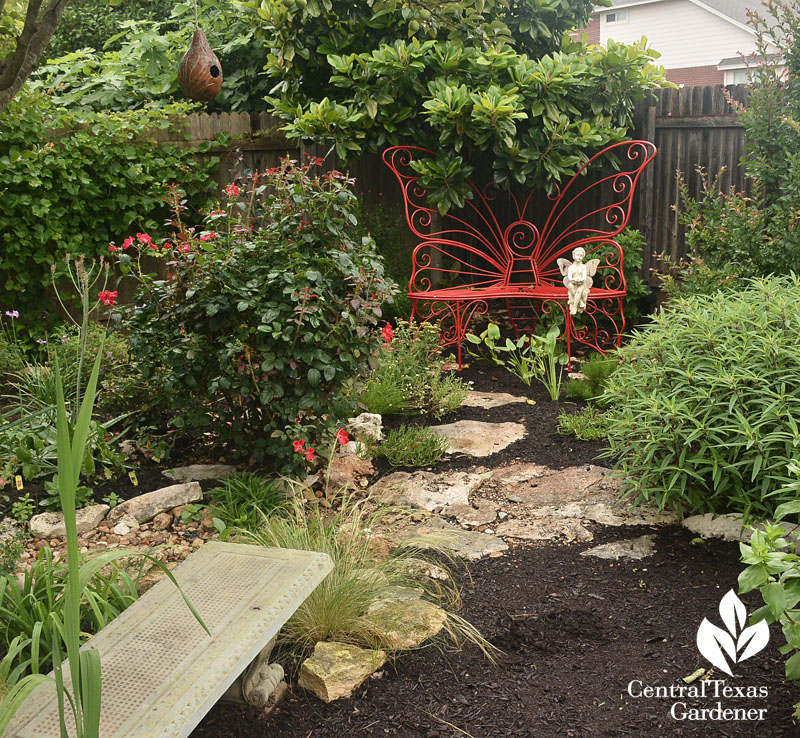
[7,541,332,738]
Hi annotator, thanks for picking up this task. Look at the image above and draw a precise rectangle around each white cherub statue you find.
[557,247,600,316]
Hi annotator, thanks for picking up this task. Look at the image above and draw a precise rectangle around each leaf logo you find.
[696,590,770,676]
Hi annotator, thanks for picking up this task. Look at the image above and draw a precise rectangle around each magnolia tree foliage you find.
[243,0,668,209]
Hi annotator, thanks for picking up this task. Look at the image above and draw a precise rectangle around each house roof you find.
[601,0,754,32]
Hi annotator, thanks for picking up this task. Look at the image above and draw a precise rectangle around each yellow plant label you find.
[14,475,23,490]
[128,471,139,487]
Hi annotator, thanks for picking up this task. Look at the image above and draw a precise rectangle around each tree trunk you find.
[0,0,73,116]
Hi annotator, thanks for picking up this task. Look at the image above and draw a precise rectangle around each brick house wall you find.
[665,65,724,85]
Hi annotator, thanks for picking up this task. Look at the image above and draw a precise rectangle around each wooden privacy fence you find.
[162,84,751,280]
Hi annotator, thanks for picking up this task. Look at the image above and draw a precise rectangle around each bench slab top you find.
[7,541,332,738]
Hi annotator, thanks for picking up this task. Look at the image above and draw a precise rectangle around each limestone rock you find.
[366,586,424,614]
[107,483,202,524]
[493,463,550,486]
[495,517,593,542]
[401,558,451,581]
[581,535,656,560]
[462,391,528,409]
[162,464,236,483]
[498,465,612,507]
[346,413,383,443]
[371,470,482,511]
[0,516,23,541]
[443,502,497,528]
[367,599,448,649]
[395,517,508,560]
[152,512,173,531]
[429,420,526,457]
[326,453,374,491]
[298,642,387,702]
[29,504,109,538]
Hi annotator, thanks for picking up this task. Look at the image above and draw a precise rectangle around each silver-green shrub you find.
[605,275,800,519]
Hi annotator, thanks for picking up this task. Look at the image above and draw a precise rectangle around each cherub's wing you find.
[556,258,571,277]
[535,141,657,285]
[585,259,601,277]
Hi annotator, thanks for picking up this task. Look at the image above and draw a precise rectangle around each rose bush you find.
[115,159,395,470]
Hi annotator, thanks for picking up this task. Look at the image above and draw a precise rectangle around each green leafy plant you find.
[604,275,800,519]
[564,353,618,404]
[206,472,286,534]
[10,493,34,522]
[236,491,491,657]
[0,530,26,576]
[252,0,667,206]
[117,160,395,470]
[358,321,468,419]
[371,426,450,468]
[0,89,217,342]
[739,463,800,718]
[556,405,611,442]
[467,323,567,399]
[101,492,123,509]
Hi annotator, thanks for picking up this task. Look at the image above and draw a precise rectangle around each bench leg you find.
[222,636,287,711]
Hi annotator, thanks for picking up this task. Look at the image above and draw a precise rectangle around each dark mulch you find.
[194,525,797,738]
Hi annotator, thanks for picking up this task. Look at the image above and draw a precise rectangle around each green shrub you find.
[0,90,217,343]
[206,473,286,534]
[563,378,594,401]
[372,426,450,468]
[360,321,468,418]
[604,275,800,519]
[120,160,395,470]
[556,405,611,441]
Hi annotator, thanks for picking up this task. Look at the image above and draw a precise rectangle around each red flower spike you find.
[293,439,306,452]
[381,323,394,343]
[305,447,316,462]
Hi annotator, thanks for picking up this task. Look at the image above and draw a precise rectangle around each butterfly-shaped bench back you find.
[382,141,656,294]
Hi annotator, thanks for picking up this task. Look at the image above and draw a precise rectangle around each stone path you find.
[366,392,685,564]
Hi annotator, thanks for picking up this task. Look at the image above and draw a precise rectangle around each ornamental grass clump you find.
[604,275,800,520]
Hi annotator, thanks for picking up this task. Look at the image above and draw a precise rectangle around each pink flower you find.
[199,232,217,242]
[336,428,349,446]
[177,243,191,253]
[381,323,394,343]
[0,478,4,488]
[137,232,153,246]
[225,183,239,197]
[305,447,316,462]
[122,236,134,250]
[293,439,306,452]
[162,242,172,250]
[98,290,118,306]
[108,245,118,252]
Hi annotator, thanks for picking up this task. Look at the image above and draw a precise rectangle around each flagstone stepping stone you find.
[429,420,526,457]
[462,390,528,409]
[492,463,550,486]
[371,470,482,511]
[393,517,508,560]
[681,513,800,542]
[298,642,387,702]
[495,517,594,542]
[576,501,679,527]
[581,535,656,560]
[366,586,425,613]
[366,599,448,649]
[495,464,615,507]
[163,464,237,483]
[442,502,497,528]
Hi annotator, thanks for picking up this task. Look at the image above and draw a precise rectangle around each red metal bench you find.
[382,140,657,367]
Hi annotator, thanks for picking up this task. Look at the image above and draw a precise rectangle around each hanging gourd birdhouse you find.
[178,28,222,102]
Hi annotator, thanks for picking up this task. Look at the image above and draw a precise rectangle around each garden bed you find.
[194,525,797,737]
